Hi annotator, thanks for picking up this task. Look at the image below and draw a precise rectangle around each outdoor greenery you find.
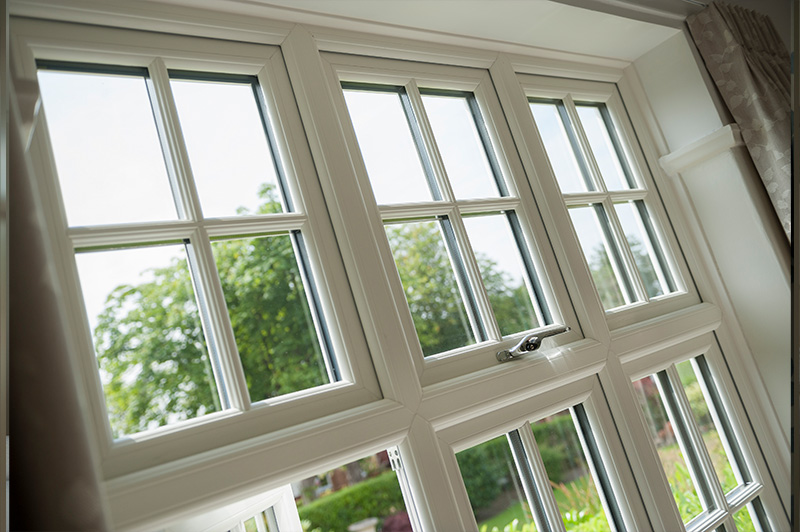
[297,470,405,532]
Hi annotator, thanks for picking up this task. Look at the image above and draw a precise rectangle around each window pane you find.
[343,88,433,204]
[295,452,409,531]
[243,516,259,532]
[38,69,178,226]
[575,105,631,190]
[529,102,591,193]
[457,435,538,531]
[211,235,330,402]
[463,214,540,335]
[568,206,628,309]
[675,360,739,494]
[532,411,612,532]
[614,201,672,299]
[632,375,703,523]
[421,93,501,199]
[733,502,761,532]
[75,244,220,438]
[385,220,476,356]
[171,77,285,217]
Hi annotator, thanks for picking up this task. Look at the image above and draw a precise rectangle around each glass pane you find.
[575,105,631,190]
[385,220,476,356]
[457,435,537,531]
[733,502,760,532]
[212,235,329,402]
[569,206,628,309]
[343,89,433,204]
[463,214,540,335]
[529,102,591,193]
[243,516,259,532]
[421,94,501,199]
[614,201,671,299]
[264,507,279,532]
[75,244,220,438]
[675,360,739,494]
[38,69,177,226]
[633,374,703,523]
[295,452,409,531]
[171,78,285,218]
[532,411,612,532]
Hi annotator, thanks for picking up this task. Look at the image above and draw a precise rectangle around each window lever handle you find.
[496,325,571,362]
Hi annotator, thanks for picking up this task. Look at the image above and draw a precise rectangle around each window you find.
[517,75,691,327]
[632,354,771,531]
[11,16,788,532]
[456,407,619,532]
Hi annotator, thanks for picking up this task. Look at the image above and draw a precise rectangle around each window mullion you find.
[518,423,567,532]
[146,57,203,221]
[591,203,636,305]
[507,428,553,532]
[561,95,602,193]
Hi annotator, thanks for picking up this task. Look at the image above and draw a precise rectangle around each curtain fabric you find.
[687,1,791,240]
[9,74,111,530]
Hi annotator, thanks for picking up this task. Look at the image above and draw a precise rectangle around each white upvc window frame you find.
[11,18,380,478]
[511,74,698,331]
[317,52,582,386]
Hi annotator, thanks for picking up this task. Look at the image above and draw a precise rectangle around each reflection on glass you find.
[421,94,501,199]
[38,69,177,226]
[457,435,537,531]
[294,452,408,531]
[532,411,611,532]
[675,360,739,494]
[633,375,703,523]
[733,503,760,532]
[75,244,219,438]
[211,235,329,403]
[385,220,475,356]
[576,105,631,190]
[343,89,433,204]
[568,206,628,309]
[463,214,539,335]
[614,201,669,299]
[529,102,590,193]
[171,78,284,217]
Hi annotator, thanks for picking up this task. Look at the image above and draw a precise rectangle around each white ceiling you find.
[161,0,685,61]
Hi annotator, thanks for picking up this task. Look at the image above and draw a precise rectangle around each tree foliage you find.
[94,187,658,437]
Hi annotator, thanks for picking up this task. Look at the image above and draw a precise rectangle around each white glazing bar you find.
[447,209,502,341]
[519,421,566,532]
[378,200,454,220]
[69,220,200,249]
[666,364,730,514]
[146,58,203,221]
[603,197,650,302]
[202,212,307,238]
[185,226,251,412]
[562,94,605,194]
[455,196,520,215]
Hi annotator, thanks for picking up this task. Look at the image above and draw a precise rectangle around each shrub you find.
[297,471,405,532]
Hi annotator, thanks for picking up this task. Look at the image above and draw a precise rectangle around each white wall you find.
[634,33,791,443]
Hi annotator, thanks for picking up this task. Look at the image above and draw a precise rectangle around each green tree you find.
[586,237,663,308]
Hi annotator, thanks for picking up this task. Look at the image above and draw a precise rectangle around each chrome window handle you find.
[496,325,571,362]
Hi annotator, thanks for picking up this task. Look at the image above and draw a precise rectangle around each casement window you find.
[10,14,788,532]
[626,343,776,532]
[515,75,695,329]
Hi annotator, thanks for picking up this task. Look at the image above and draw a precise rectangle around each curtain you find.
[9,72,111,530]
[687,1,791,241]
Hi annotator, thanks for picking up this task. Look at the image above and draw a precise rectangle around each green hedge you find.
[298,471,405,532]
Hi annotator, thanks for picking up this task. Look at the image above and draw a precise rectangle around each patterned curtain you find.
[687,2,791,241]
